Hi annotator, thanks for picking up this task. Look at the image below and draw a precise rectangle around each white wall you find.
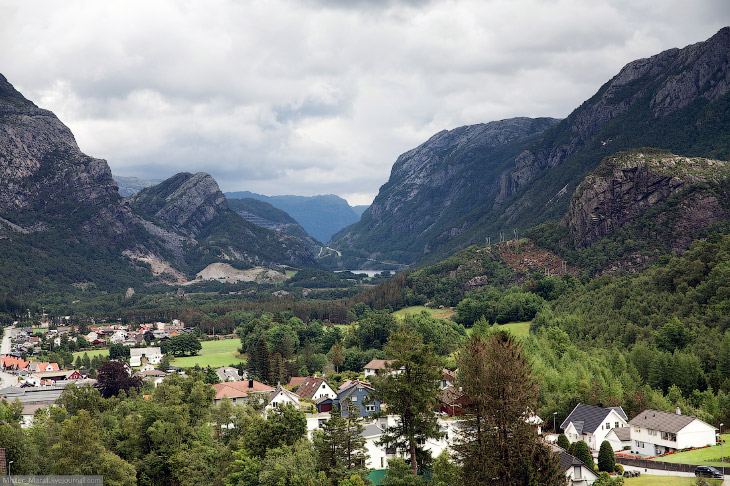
[677,420,716,449]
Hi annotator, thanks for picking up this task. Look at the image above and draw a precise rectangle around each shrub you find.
[615,464,624,475]
[557,433,571,451]
[573,440,595,469]
[598,440,616,472]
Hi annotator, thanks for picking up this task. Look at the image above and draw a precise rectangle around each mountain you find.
[527,149,730,275]
[328,117,560,268]
[225,191,361,243]
[128,172,317,274]
[352,205,369,217]
[227,197,322,251]
[330,27,730,268]
[113,175,158,197]
[0,73,315,292]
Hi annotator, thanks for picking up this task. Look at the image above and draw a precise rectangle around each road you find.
[0,325,18,388]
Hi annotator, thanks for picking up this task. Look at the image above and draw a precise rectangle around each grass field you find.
[72,349,109,360]
[624,475,721,485]
[650,434,730,467]
[392,306,456,321]
[465,321,532,338]
[171,338,245,368]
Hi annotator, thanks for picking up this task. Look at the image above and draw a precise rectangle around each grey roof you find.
[609,427,631,441]
[628,409,713,434]
[0,386,65,404]
[560,404,627,434]
[360,424,384,438]
[558,451,584,472]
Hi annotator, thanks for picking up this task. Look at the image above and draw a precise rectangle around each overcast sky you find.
[1,1,728,205]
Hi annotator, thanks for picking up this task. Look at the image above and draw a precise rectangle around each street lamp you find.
[553,411,558,434]
[8,460,13,477]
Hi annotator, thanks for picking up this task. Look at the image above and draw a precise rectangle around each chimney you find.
[249,379,254,388]
[597,402,604,408]
[676,407,681,415]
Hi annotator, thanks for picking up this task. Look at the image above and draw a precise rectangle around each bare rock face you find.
[562,150,730,249]
[495,26,730,207]
[0,73,138,244]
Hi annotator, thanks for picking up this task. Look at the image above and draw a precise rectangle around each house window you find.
[366,404,376,412]
[606,422,610,430]
[351,396,357,402]
[636,441,644,448]
[574,466,582,479]
[615,422,619,428]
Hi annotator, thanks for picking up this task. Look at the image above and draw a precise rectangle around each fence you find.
[616,456,702,473]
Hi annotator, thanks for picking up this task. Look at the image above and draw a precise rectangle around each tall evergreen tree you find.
[248,337,273,384]
[313,398,369,483]
[372,329,443,474]
[453,331,565,486]
[573,440,594,470]
[597,440,615,473]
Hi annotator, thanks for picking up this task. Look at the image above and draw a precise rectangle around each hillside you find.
[129,173,317,274]
[113,175,157,197]
[329,117,560,268]
[330,27,730,268]
[227,197,322,252]
[225,191,361,243]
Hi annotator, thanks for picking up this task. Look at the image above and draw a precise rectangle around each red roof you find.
[0,356,29,370]
[294,377,331,399]
[213,380,274,400]
[287,377,308,388]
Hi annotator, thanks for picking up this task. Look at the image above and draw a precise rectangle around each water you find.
[336,270,394,277]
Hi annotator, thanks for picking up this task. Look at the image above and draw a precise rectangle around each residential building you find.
[291,376,336,401]
[363,359,396,378]
[629,408,717,455]
[216,366,244,382]
[558,451,599,486]
[212,379,275,406]
[130,347,163,367]
[27,362,60,373]
[267,386,301,410]
[561,403,628,450]
[316,380,381,418]
[604,427,631,452]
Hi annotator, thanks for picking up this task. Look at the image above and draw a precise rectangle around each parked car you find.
[695,466,723,479]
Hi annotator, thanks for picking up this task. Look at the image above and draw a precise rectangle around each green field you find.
[624,475,721,485]
[72,349,109,360]
[494,321,531,338]
[171,338,245,368]
[392,305,456,321]
[650,434,730,467]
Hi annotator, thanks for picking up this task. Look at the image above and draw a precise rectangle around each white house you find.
[604,426,631,452]
[363,359,395,378]
[267,386,301,411]
[558,451,599,485]
[291,376,337,401]
[130,347,162,367]
[628,408,717,456]
[561,403,629,451]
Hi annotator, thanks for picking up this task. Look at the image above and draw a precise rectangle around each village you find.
[1,318,723,486]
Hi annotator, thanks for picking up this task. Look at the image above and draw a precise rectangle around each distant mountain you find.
[352,205,369,217]
[328,117,560,268]
[227,197,322,252]
[330,27,730,268]
[225,191,361,243]
[0,73,315,292]
[128,173,317,274]
[113,175,158,197]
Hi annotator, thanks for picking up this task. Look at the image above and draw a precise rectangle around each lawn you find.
[624,475,721,485]
[72,349,109,360]
[392,306,456,321]
[465,321,532,339]
[171,338,245,368]
[650,434,730,467]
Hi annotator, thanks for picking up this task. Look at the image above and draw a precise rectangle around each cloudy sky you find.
[1,1,728,205]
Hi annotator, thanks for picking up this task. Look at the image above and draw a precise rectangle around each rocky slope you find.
[328,117,559,267]
[227,197,322,251]
[330,27,730,268]
[113,175,157,197]
[129,173,317,272]
[562,149,730,250]
[0,73,316,292]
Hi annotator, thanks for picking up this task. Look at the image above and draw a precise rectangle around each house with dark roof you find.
[628,408,717,456]
[315,380,380,417]
[292,377,336,401]
[604,426,631,452]
[561,403,628,451]
[557,451,599,486]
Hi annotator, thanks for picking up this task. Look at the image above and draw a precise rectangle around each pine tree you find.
[598,440,615,472]
[372,329,443,474]
[313,399,369,482]
[453,331,566,486]
[249,337,273,384]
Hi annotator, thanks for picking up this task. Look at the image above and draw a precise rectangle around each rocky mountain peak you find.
[128,171,227,236]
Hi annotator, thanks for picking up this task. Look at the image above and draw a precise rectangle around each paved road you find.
[0,325,18,388]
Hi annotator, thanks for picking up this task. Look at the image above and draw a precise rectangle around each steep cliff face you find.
[0,73,315,292]
[495,26,730,218]
[329,117,559,267]
[563,150,730,250]
[0,73,137,243]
